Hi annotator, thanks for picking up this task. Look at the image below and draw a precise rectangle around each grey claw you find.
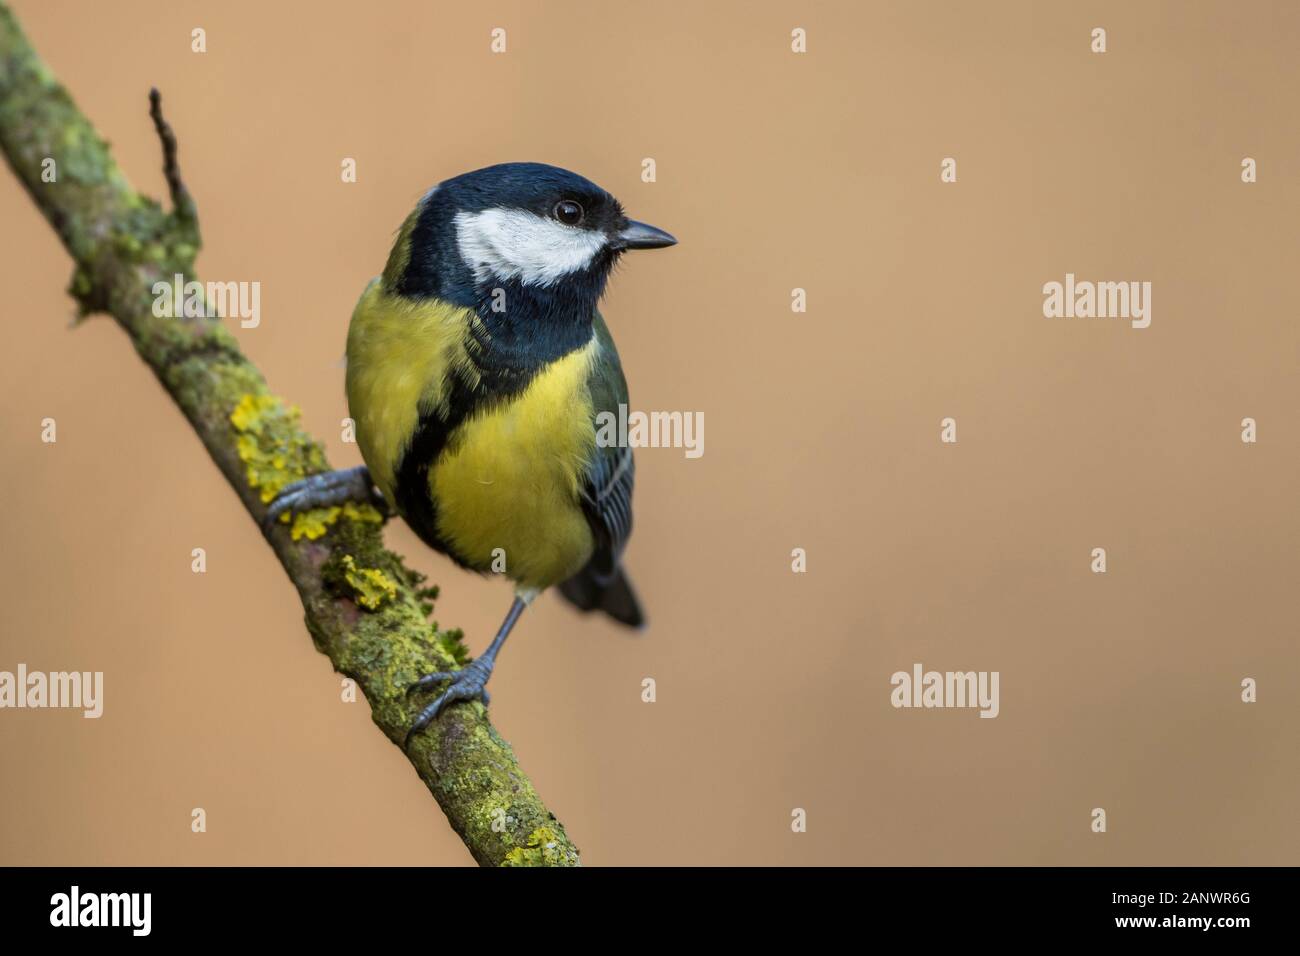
[406,672,455,695]
[263,466,379,531]
[403,660,494,748]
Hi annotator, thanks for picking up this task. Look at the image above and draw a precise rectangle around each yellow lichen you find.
[229,392,327,503]
[288,500,384,541]
[500,827,579,867]
[338,555,398,610]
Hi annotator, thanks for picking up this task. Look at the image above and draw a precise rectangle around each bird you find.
[265,162,676,745]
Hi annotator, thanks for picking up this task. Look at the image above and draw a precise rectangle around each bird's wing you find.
[579,442,635,577]
[577,311,635,582]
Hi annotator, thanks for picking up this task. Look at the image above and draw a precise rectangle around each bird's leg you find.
[262,465,388,530]
[405,594,531,746]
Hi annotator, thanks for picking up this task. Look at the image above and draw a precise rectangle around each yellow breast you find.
[345,280,477,504]
[431,337,599,589]
[346,279,599,590]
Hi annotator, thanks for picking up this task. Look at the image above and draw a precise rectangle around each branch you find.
[147,86,197,227]
[0,2,579,867]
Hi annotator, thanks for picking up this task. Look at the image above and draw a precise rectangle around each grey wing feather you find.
[579,442,634,581]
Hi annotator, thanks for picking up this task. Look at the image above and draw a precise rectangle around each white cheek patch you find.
[454,208,607,287]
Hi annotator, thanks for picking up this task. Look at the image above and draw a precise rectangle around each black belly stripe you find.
[393,369,490,566]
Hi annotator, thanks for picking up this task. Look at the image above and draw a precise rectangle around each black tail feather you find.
[557,564,645,629]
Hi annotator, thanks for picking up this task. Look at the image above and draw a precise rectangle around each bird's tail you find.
[557,564,645,629]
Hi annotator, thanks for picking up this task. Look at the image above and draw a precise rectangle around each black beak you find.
[614,219,677,250]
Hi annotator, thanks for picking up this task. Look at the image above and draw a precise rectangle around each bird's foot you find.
[404,657,495,747]
[262,465,387,531]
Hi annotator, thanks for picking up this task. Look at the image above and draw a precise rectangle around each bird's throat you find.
[467,270,607,386]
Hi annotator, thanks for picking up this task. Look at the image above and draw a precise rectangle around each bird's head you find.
[386,162,676,310]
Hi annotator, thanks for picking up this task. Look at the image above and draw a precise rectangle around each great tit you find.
[267,162,676,743]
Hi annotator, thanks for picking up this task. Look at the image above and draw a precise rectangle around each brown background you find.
[1,0,1297,866]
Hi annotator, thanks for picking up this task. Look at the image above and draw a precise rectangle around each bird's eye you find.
[553,200,584,226]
